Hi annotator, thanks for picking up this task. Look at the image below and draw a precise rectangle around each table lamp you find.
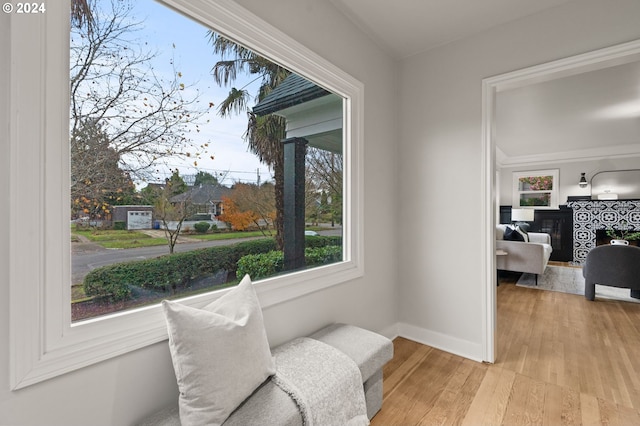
[511,208,534,229]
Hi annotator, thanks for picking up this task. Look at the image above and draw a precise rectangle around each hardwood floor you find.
[372,278,640,425]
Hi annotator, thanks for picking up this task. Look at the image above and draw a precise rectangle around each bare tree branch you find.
[70,0,212,182]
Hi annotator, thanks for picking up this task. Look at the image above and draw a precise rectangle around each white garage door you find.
[127,211,152,230]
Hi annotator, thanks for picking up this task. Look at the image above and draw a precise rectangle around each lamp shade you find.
[579,172,588,188]
[511,208,535,222]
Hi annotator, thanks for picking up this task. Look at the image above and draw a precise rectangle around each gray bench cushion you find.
[310,323,393,383]
[136,366,303,426]
[224,380,301,426]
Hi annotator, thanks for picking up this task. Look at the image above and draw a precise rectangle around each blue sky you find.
[110,0,273,186]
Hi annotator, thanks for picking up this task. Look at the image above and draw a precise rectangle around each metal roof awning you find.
[253,73,343,154]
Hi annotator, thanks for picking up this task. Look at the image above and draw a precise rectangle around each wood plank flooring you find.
[372,277,640,425]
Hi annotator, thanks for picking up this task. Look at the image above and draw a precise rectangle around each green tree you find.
[154,172,192,254]
[208,34,289,249]
[193,171,220,186]
[166,170,188,197]
[70,119,136,220]
[139,183,164,206]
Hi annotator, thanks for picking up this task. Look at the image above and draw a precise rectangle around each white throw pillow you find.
[515,225,529,242]
[162,275,275,426]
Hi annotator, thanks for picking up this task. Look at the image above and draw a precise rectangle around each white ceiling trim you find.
[497,143,640,168]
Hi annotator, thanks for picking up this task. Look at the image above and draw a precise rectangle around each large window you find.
[69,0,345,322]
[10,0,363,389]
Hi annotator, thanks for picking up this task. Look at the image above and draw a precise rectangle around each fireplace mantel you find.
[567,200,640,264]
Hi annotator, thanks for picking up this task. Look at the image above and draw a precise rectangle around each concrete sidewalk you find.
[72,233,107,254]
[139,229,200,243]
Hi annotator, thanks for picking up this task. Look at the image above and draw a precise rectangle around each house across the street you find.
[169,184,232,219]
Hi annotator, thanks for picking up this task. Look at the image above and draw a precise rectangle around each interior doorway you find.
[481,38,640,363]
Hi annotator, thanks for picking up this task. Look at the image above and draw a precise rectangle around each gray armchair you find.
[582,245,640,301]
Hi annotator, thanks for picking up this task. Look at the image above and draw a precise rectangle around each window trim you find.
[9,0,364,389]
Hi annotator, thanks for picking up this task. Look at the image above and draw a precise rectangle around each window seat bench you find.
[136,323,393,425]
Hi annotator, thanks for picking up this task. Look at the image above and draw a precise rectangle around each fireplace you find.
[567,200,640,264]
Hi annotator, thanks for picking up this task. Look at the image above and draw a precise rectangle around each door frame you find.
[481,38,640,363]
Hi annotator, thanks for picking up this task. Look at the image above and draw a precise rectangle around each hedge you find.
[236,245,343,280]
[304,235,342,249]
[113,221,126,230]
[84,238,277,301]
[236,250,284,280]
[193,221,211,233]
[83,235,342,301]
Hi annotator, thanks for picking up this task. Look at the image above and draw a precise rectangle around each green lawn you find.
[72,226,326,249]
[71,228,275,249]
[100,238,168,249]
[73,229,149,241]
[72,229,167,249]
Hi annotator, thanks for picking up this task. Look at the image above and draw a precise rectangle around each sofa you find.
[496,224,553,284]
[582,244,640,300]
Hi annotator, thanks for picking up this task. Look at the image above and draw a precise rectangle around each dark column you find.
[282,137,308,271]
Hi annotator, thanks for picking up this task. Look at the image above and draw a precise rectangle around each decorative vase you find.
[610,239,629,246]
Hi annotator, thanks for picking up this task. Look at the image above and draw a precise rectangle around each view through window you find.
[70,0,344,322]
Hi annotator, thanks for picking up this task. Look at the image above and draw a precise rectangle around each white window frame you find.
[9,0,364,389]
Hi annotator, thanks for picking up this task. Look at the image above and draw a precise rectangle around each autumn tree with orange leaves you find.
[219,197,257,231]
[219,182,276,235]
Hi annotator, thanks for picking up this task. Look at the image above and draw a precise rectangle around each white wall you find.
[499,157,640,207]
[0,1,399,425]
[6,0,640,423]
[397,0,640,359]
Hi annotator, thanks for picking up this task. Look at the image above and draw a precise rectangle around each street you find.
[71,229,342,285]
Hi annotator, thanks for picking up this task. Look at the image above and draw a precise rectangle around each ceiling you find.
[496,60,640,165]
[330,0,575,59]
[329,0,640,164]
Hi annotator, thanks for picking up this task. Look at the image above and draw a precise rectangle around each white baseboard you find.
[395,322,484,362]
[377,323,400,341]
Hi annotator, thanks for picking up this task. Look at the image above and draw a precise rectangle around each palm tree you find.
[209,33,290,249]
[71,0,93,32]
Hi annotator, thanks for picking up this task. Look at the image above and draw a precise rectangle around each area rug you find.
[516,265,640,304]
